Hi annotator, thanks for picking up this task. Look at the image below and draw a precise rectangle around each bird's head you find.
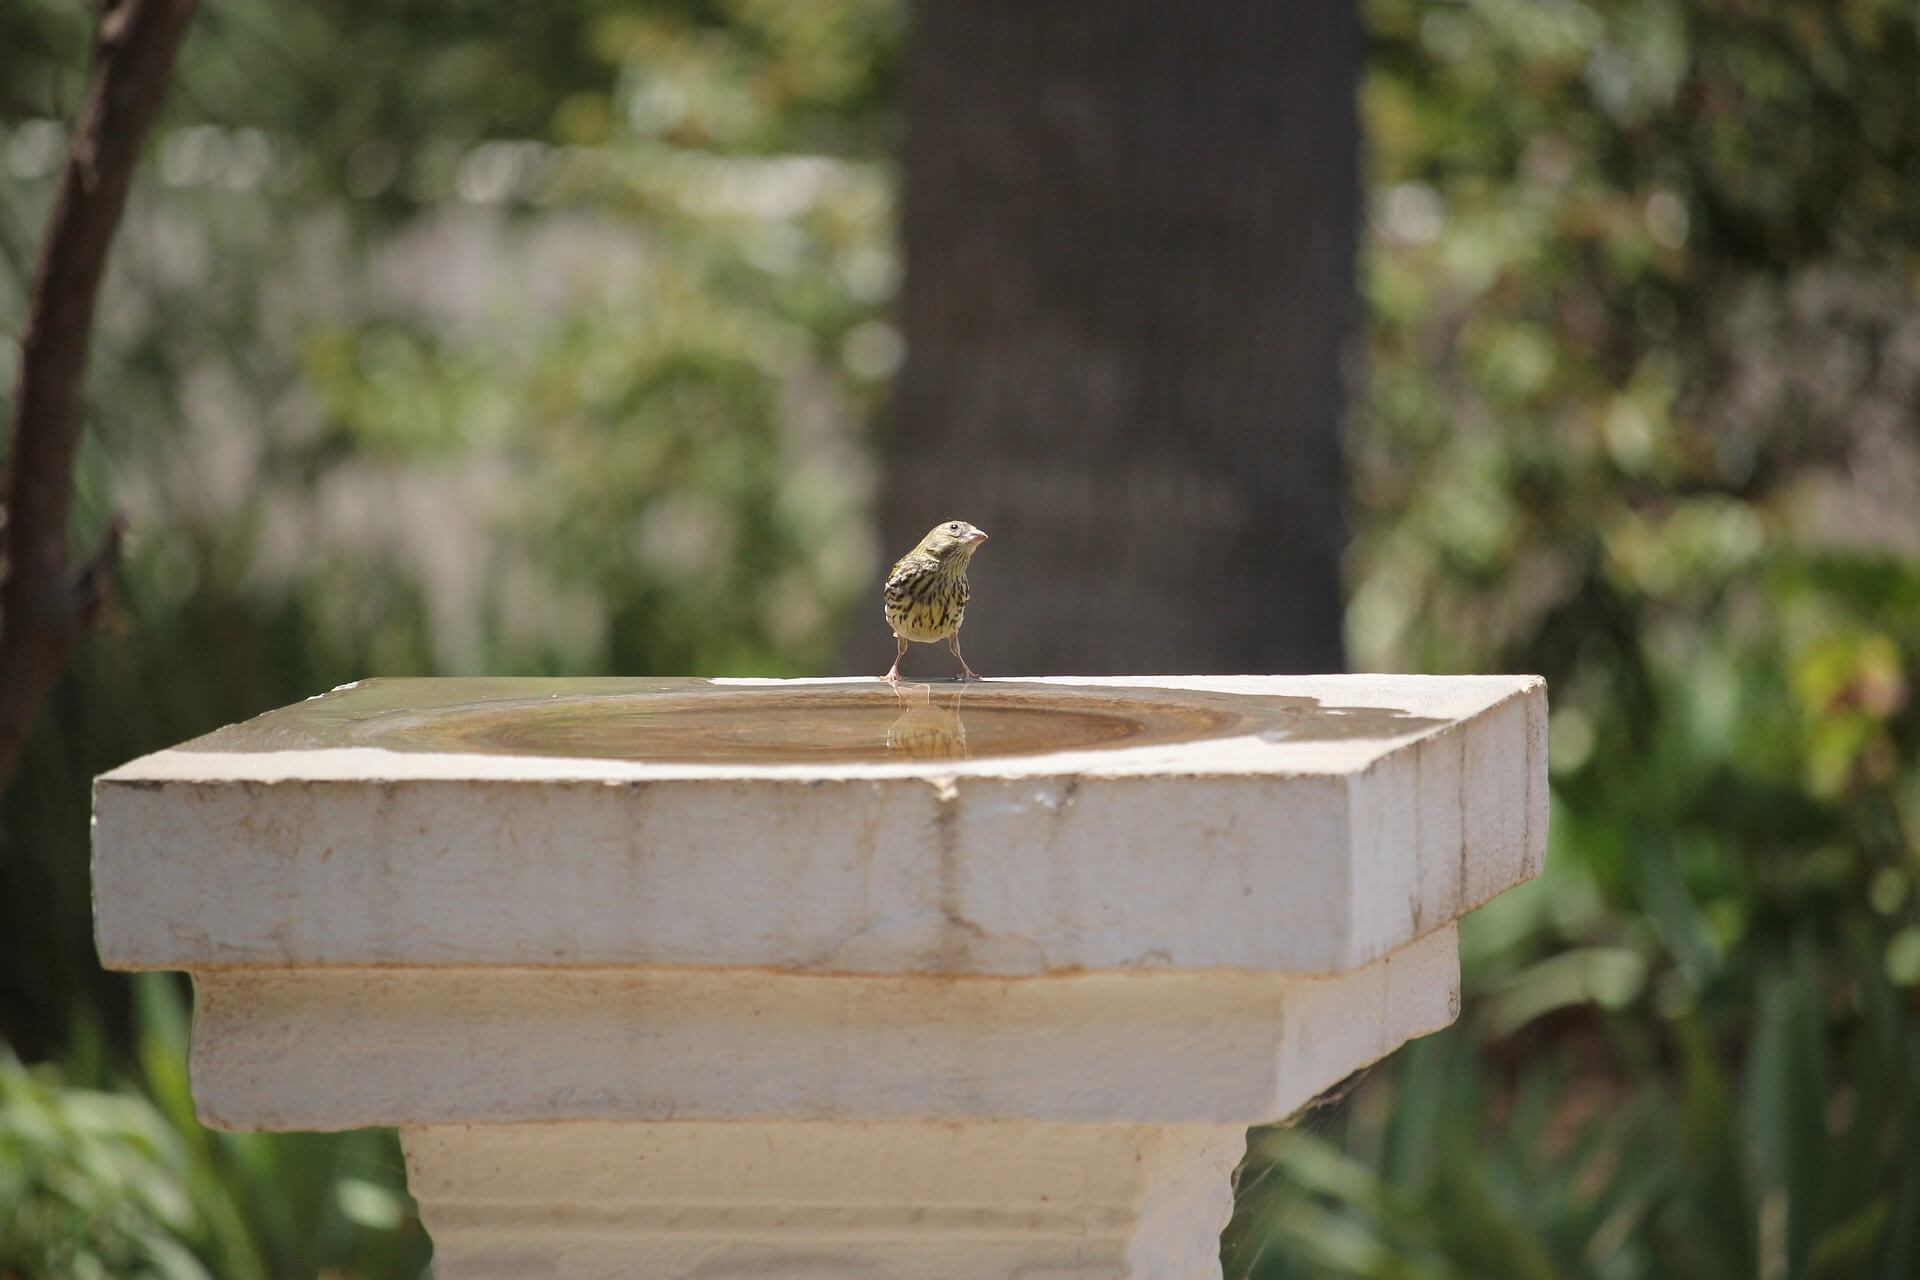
[916,519,989,566]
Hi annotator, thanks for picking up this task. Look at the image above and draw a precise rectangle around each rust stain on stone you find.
[928,777,976,976]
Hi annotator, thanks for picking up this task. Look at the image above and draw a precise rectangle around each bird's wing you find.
[885,552,937,593]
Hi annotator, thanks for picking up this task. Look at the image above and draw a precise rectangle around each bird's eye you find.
[947,523,961,532]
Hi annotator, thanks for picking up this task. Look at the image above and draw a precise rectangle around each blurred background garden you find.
[3,0,1919,1276]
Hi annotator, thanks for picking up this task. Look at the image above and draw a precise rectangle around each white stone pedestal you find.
[94,675,1545,1278]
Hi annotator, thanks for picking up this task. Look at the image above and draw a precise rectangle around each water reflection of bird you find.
[886,683,971,760]
[882,519,988,683]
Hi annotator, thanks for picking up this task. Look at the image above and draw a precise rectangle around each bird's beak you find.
[966,529,989,546]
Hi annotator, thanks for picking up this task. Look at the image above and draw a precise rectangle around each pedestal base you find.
[404,1121,1246,1280]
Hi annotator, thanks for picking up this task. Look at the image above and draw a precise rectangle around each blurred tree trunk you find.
[0,0,196,798]
[868,0,1358,676]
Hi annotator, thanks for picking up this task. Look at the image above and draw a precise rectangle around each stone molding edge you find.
[187,925,1459,1131]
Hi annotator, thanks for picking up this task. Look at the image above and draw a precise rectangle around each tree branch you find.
[0,0,197,797]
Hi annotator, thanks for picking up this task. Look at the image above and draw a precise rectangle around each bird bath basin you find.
[180,676,1448,764]
[95,674,1546,1279]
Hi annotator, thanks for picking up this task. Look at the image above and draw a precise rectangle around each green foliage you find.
[0,977,427,1280]
[1229,0,1920,1276]
[1,1058,213,1280]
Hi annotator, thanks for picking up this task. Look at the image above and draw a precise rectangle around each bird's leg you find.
[884,635,908,683]
[948,632,980,682]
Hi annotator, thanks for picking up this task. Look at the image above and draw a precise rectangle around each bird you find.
[881,519,988,682]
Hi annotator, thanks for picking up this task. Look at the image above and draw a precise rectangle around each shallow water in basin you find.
[184,678,1444,764]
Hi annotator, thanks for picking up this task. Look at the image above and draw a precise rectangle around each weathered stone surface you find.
[95,675,1545,977]
[189,924,1458,1131]
[404,1121,1248,1280]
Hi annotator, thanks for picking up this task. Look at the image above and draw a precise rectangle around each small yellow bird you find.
[882,519,988,682]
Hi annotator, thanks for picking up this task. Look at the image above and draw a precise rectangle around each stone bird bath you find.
[94,674,1545,1278]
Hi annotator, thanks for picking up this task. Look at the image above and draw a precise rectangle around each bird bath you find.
[95,674,1546,1278]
